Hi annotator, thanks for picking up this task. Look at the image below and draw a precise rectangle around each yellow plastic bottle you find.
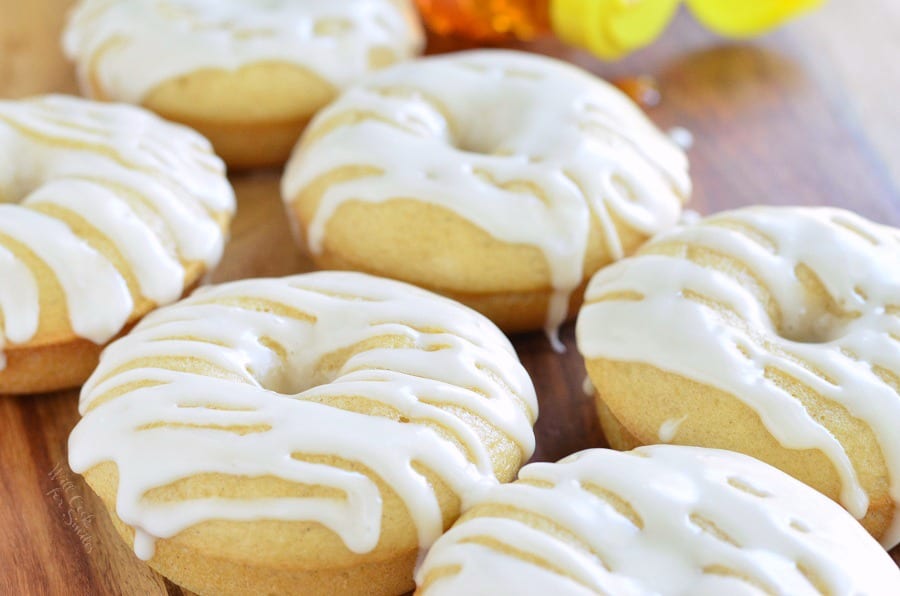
[415,0,823,60]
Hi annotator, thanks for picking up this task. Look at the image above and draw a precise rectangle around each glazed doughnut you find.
[576,206,900,546]
[0,94,233,395]
[63,0,424,168]
[281,50,690,346]
[68,271,537,596]
[417,445,900,595]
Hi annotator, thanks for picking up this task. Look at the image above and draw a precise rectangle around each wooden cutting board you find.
[2,1,899,594]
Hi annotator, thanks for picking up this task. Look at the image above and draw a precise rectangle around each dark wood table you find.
[3,1,899,593]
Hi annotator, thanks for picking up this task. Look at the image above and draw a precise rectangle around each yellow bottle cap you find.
[685,0,824,37]
[551,0,824,60]
[550,0,681,60]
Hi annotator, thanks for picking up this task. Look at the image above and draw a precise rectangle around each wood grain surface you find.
[2,1,899,594]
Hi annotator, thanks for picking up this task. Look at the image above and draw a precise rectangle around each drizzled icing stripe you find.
[29,179,184,304]
[416,446,900,595]
[282,50,690,346]
[576,206,900,547]
[0,95,234,371]
[69,271,538,561]
[63,0,424,103]
[0,205,132,342]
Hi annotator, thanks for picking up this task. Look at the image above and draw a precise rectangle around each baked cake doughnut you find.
[63,0,424,168]
[576,206,900,546]
[0,94,233,395]
[68,271,537,596]
[281,50,690,347]
[417,446,900,595]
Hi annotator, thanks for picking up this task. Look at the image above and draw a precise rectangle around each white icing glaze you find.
[0,245,39,370]
[63,0,424,103]
[417,446,900,595]
[32,179,185,304]
[0,95,233,370]
[678,208,702,226]
[576,206,900,547]
[282,50,690,342]
[68,271,538,560]
[582,375,595,397]
[668,126,694,150]
[658,415,688,443]
[0,205,132,342]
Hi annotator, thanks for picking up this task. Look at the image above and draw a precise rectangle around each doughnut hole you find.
[775,263,861,344]
[446,89,537,156]
[637,240,862,346]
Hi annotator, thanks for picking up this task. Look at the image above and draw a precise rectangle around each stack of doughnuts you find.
[0,3,884,594]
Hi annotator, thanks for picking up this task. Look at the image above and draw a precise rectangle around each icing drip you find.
[678,208,702,226]
[658,416,688,443]
[68,272,538,560]
[416,446,900,595]
[668,126,694,150]
[582,375,595,397]
[0,245,39,370]
[63,0,424,103]
[282,50,690,340]
[0,95,234,371]
[576,206,900,547]
[545,292,569,353]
